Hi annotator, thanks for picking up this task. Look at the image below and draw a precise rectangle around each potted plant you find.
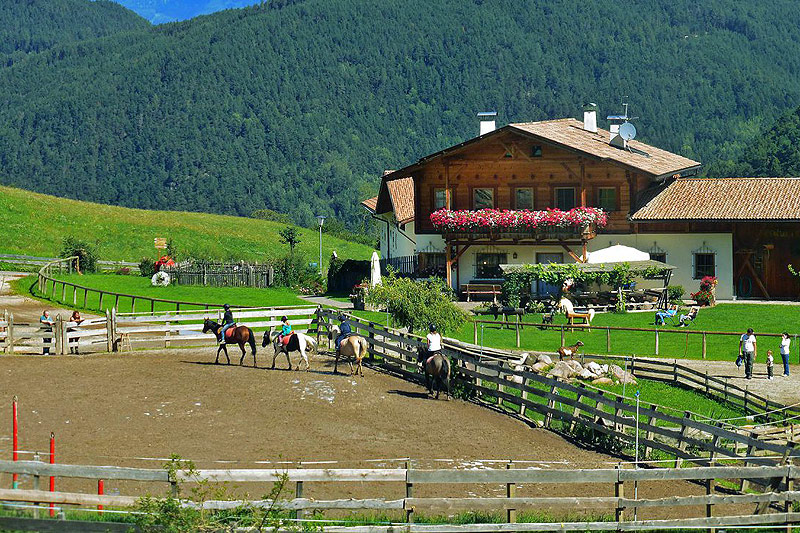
[349,283,369,310]
[691,276,718,306]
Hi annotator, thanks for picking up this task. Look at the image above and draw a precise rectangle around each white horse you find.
[261,330,317,371]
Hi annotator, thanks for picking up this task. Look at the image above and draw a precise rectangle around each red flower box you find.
[430,207,607,233]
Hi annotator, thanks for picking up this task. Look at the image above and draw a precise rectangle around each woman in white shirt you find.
[780,332,791,377]
[426,324,442,355]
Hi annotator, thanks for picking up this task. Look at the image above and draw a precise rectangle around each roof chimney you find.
[582,103,598,133]
[478,111,497,136]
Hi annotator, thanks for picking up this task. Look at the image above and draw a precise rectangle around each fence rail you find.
[0,459,798,530]
[0,253,138,272]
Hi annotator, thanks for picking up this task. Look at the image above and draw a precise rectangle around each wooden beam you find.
[561,243,584,263]
[560,162,580,180]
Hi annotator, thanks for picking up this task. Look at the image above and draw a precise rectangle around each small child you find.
[766,349,774,380]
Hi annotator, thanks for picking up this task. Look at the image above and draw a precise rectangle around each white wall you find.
[587,233,734,300]
[376,214,417,259]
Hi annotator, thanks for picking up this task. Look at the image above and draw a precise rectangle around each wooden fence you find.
[318,310,800,473]
[0,253,138,273]
[472,317,800,360]
[36,257,243,314]
[0,459,799,531]
[0,306,319,354]
[162,261,275,288]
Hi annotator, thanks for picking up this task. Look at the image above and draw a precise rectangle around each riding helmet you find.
[429,324,437,332]
[281,315,288,322]
[223,303,230,309]
[338,314,346,321]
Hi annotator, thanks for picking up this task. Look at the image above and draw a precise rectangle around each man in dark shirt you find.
[335,314,352,356]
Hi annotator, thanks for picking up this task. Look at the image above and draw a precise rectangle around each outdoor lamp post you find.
[316,215,326,275]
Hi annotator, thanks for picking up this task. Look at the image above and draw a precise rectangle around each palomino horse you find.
[416,347,451,400]
[261,330,317,371]
[328,324,369,376]
[202,318,257,366]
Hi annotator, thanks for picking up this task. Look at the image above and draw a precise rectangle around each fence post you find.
[83,289,88,309]
[515,315,520,348]
[32,452,40,519]
[560,325,565,346]
[706,460,715,526]
[54,316,63,355]
[654,328,659,355]
[368,322,376,361]
[61,282,66,303]
[506,461,516,523]
[106,310,113,352]
[59,316,69,355]
[473,321,478,345]
[615,463,625,522]
[673,359,678,383]
[72,286,77,307]
[98,292,104,311]
[643,404,657,460]
[295,463,304,521]
[674,411,691,468]
[405,460,414,523]
[705,371,709,395]
[606,327,611,353]
[6,313,13,354]
[702,332,707,359]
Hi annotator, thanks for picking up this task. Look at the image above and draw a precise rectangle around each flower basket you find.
[431,207,607,237]
[691,276,718,306]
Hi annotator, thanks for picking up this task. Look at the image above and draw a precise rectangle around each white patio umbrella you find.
[370,251,382,287]
[586,244,650,264]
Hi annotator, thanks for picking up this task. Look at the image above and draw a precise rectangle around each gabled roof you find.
[361,196,378,213]
[382,118,701,183]
[632,177,800,221]
[371,176,415,223]
[508,119,701,178]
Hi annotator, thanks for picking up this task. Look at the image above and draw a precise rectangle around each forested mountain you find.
[115,0,259,23]
[706,104,800,178]
[2,0,800,229]
[0,0,147,57]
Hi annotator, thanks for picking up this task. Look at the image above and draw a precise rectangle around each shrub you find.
[139,257,156,278]
[667,285,684,304]
[59,236,97,273]
[115,266,132,275]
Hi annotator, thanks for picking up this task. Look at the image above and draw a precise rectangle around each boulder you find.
[536,354,552,365]
[547,361,577,380]
[609,364,637,385]
[565,360,583,373]
[586,361,603,374]
[592,377,614,386]
[600,364,609,374]
[531,361,550,374]
[578,368,597,380]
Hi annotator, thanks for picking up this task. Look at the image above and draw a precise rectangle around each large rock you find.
[586,361,603,374]
[578,368,598,380]
[565,360,583,373]
[609,364,637,385]
[536,354,553,365]
[592,377,614,386]
[531,361,550,374]
[547,361,577,380]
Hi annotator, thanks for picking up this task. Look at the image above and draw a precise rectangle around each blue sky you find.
[114,0,262,24]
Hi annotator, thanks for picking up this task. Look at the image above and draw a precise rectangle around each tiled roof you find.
[361,196,378,213]
[386,177,415,223]
[510,119,701,177]
[632,177,800,220]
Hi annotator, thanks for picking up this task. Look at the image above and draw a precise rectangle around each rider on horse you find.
[335,314,352,358]
[424,324,442,362]
[277,315,293,346]
[218,304,235,345]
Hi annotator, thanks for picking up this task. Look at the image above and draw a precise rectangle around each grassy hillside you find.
[0,185,373,264]
[3,0,800,228]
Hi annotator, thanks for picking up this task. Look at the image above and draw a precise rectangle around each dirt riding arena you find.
[0,276,711,519]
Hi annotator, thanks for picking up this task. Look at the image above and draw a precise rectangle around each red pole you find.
[11,396,18,490]
[49,432,55,518]
[97,479,104,514]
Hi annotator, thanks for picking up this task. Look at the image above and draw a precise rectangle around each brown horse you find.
[416,347,451,400]
[202,319,257,366]
[328,324,369,376]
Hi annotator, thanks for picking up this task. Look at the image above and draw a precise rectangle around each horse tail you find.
[359,336,370,361]
[248,328,256,356]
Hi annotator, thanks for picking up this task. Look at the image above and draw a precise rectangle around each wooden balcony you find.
[440,223,597,243]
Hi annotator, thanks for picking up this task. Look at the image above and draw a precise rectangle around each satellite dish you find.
[619,122,637,141]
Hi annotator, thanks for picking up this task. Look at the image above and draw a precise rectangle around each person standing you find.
[739,328,757,380]
[68,310,83,354]
[39,310,55,355]
[780,332,791,377]
[766,350,774,380]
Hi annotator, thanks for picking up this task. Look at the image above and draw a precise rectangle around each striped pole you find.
[11,396,18,489]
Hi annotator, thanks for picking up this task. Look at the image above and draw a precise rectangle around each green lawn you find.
[22,273,307,313]
[352,303,799,362]
[0,185,373,265]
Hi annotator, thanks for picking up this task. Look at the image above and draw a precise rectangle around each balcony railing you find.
[380,255,447,278]
[440,225,597,241]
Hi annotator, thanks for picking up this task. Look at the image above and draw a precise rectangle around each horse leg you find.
[222,344,230,365]
[238,342,246,366]
[285,348,292,371]
[301,349,310,372]
[214,346,221,365]
[271,345,278,369]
